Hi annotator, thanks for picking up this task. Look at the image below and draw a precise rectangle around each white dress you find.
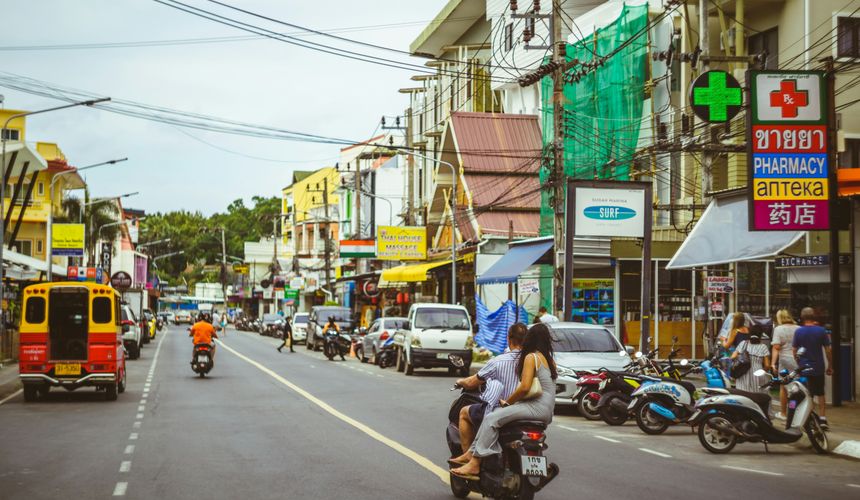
[735,340,770,393]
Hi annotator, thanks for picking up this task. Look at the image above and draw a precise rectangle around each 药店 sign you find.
[573,187,645,238]
[52,223,85,256]
[376,226,427,261]
[748,70,829,231]
[706,276,735,294]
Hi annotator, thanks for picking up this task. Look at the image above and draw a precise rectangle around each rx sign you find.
[690,70,743,123]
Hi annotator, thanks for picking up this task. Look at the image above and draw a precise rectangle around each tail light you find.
[380,332,389,341]
[121,320,134,326]
[525,431,544,441]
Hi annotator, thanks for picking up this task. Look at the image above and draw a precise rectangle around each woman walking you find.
[450,323,557,479]
[771,309,799,419]
[732,333,771,393]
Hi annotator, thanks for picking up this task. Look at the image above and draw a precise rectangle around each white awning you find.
[2,141,49,177]
[3,248,67,278]
[666,192,803,269]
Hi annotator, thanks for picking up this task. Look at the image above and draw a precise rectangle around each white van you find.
[394,303,473,376]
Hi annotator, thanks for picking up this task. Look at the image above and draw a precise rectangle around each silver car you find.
[356,317,408,364]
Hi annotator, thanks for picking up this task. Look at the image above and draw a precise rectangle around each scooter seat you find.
[730,389,772,416]
[501,420,547,431]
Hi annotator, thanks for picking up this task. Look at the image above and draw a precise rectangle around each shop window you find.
[92,297,112,324]
[748,27,778,69]
[13,240,32,256]
[838,16,860,58]
[504,23,514,52]
[1,129,20,141]
[37,182,44,196]
[736,261,768,316]
[36,240,43,254]
[841,138,860,169]
[25,297,46,324]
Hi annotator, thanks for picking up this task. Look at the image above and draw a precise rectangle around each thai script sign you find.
[748,71,829,231]
[52,223,85,256]
[376,226,427,261]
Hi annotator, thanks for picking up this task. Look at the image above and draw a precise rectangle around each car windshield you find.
[550,327,620,353]
[293,315,308,325]
[318,308,350,322]
[384,319,407,330]
[414,309,469,330]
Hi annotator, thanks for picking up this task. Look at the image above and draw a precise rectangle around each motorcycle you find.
[191,343,214,377]
[628,358,702,435]
[323,327,350,361]
[156,317,165,332]
[377,333,398,369]
[444,356,558,499]
[690,362,829,454]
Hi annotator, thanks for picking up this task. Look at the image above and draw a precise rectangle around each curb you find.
[833,440,860,460]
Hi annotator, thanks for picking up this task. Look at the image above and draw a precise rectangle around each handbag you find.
[730,342,752,379]
[523,353,543,400]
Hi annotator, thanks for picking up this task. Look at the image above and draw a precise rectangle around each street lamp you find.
[1,97,109,338]
[137,238,171,252]
[399,150,458,305]
[46,157,127,281]
[80,191,139,223]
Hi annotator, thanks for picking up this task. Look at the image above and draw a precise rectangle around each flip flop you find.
[450,469,480,481]
[447,458,468,467]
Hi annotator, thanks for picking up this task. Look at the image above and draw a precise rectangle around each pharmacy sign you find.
[690,70,743,123]
[748,70,829,231]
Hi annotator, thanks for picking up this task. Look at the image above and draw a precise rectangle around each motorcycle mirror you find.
[634,351,643,359]
[753,368,767,377]
[680,359,689,366]
[624,345,635,356]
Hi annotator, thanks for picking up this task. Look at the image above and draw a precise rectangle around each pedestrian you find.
[731,333,770,393]
[721,312,750,353]
[219,312,228,336]
[771,309,799,419]
[277,316,294,353]
[792,307,833,429]
[537,306,558,324]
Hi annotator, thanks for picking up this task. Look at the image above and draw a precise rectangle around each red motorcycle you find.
[573,371,606,420]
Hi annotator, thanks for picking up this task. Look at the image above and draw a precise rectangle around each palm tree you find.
[58,188,122,265]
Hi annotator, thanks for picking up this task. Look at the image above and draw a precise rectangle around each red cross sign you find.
[769,79,808,118]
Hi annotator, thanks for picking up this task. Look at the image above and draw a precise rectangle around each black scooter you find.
[323,328,350,361]
[444,355,558,499]
[191,343,214,377]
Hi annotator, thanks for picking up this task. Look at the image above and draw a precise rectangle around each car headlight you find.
[465,336,475,349]
[411,336,422,348]
[557,365,576,378]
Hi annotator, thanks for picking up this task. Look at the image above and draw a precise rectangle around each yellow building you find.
[281,167,340,258]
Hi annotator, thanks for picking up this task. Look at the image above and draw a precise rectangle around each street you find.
[1,325,858,500]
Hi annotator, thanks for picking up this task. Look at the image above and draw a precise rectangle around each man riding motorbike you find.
[189,313,219,363]
[324,316,341,333]
[450,323,525,458]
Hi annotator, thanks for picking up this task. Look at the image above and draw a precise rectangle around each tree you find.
[58,188,122,265]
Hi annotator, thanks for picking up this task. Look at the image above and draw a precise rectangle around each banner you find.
[748,70,829,231]
[573,187,645,238]
[52,223,85,256]
[376,226,427,261]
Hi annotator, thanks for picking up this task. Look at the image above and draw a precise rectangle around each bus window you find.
[25,297,46,324]
[93,297,112,324]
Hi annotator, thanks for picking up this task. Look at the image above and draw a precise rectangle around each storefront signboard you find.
[571,279,615,326]
[775,254,851,268]
[748,70,829,231]
[52,223,85,256]
[690,70,743,123]
[573,187,645,238]
[519,278,540,296]
[706,276,735,294]
[289,277,305,290]
[376,226,427,261]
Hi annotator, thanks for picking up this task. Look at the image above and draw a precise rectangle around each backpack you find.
[730,342,752,379]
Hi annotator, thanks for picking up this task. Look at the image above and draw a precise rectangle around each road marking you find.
[124,445,135,454]
[593,435,620,444]
[133,421,141,429]
[119,461,131,473]
[113,482,128,496]
[136,413,144,419]
[216,340,452,486]
[638,448,671,458]
[140,399,146,404]
[129,433,138,440]
[720,465,783,476]
[0,389,22,406]
[847,484,860,489]
[558,425,579,432]
[137,405,145,412]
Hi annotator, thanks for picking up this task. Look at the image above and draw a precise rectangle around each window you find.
[504,23,514,52]
[1,129,20,141]
[748,27,779,69]
[13,240,32,256]
[838,16,860,58]
[92,297,112,324]
[37,182,44,196]
[36,240,43,254]
[550,327,620,353]
[25,297,46,324]
[841,138,860,169]
[414,308,469,330]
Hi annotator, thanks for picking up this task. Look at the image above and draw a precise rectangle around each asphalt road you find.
[1,325,858,499]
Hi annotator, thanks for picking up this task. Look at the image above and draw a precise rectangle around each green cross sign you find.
[691,70,743,123]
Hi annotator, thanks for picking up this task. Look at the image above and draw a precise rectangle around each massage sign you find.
[748,71,830,230]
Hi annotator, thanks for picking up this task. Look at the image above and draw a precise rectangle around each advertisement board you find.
[571,279,615,326]
[748,70,829,231]
[573,187,646,238]
[52,223,85,256]
[376,226,427,261]
[706,276,735,294]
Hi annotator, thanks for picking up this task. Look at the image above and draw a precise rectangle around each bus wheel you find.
[105,383,118,401]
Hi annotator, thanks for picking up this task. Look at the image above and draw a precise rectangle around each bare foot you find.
[451,451,472,464]
[451,459,480,476]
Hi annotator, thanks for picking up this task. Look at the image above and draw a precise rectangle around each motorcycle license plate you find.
[436,353,450,360]
[520,456,547,477]
[627,398,638,411]
[197,355,208,363]
[55,363,81,376]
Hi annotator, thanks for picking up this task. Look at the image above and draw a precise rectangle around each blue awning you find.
[476,239,554,285]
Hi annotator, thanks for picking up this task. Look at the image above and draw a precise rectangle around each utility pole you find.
[826,57,843,406]
[405,108,415,225]
[698,0,713,201]
[273,216,278,314]
[219,227,227,316]
[323,177,332,296]
[551,0,565,315]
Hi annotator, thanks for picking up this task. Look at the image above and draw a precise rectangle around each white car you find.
[545,322,633,407]
[394,303,473,376]
[121,305,142,360]
[291,312,309,343]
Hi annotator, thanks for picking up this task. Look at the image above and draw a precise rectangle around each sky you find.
[0,0,445,215]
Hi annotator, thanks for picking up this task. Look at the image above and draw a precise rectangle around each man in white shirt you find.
[538,306,559,323]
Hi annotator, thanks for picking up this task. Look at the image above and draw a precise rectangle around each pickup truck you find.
[394,303,473,376]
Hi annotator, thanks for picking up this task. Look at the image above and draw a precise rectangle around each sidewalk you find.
[818,401,860,460]
[0,359,21,401]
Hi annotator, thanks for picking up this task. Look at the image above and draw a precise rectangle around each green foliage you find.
[140,196,281,286]
[59,188,122,263]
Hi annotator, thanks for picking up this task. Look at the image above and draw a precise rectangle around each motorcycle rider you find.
[189,313,219,363]
[450,323,526,460]
[324,316,341,333]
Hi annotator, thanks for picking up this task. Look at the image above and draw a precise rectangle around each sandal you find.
[450,469,480,481]
[447,458,468,467]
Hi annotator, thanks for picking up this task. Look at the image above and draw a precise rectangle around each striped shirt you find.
[478,349,521,414]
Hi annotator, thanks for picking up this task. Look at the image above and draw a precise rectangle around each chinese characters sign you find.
[748,71,829,231]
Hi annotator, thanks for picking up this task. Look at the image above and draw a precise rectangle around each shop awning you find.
[477,238,554,285]
[3,142,49,177]
[666,192,803,269]
[2,248,67,279]
[381,259,454,283]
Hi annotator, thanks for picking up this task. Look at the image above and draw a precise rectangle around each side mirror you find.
[625,346,635,355]
[753,369,767,377]
[680,359,689,366]
[634,351,643,359]
[122,325,130,333]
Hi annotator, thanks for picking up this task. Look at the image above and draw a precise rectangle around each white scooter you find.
[689,357,828,454]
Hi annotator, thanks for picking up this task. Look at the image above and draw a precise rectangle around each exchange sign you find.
[748,70,829,231]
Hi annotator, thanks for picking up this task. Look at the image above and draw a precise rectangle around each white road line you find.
[720,465,783,476]
[136,413,144,419]
[137,405,145,412]
[129,433,138,440]
[119,461,131,473]
[124,445,135,454]
[847,484,860,489]
[0,389,22,406]
[113,482,128,496]
[132,421,141,429]
[558,425,579,432]
[638,448,671,458]
[593,435,620,444]
[140,399,147,404]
